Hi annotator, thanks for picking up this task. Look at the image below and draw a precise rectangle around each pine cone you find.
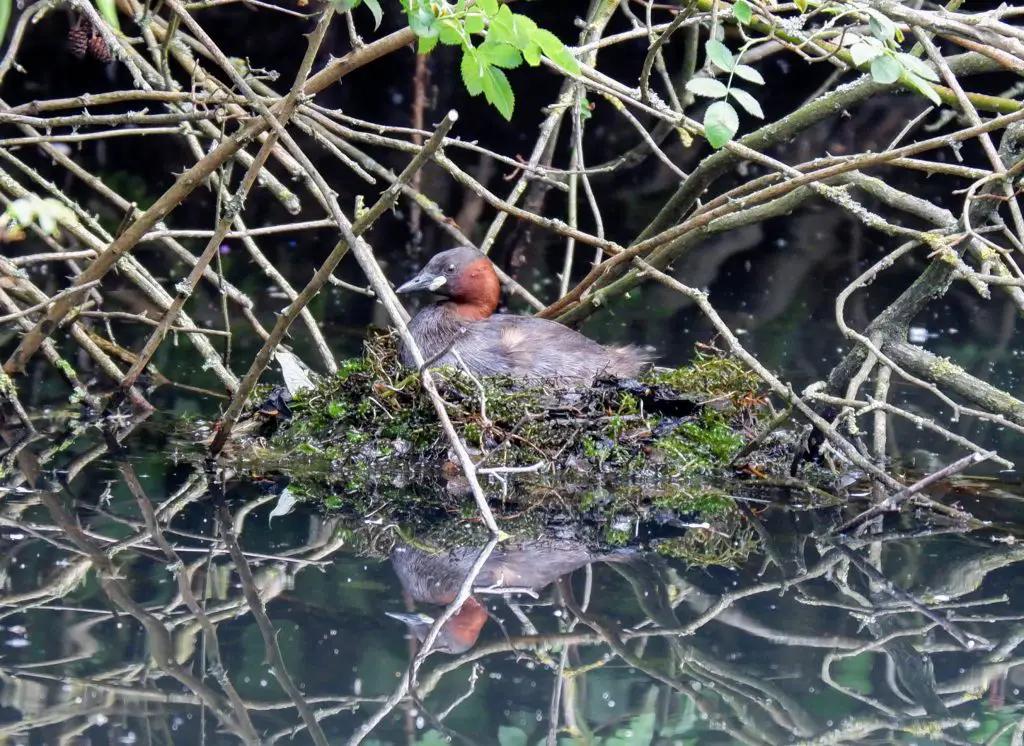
[88,31,112,63]
[68,21,89,59]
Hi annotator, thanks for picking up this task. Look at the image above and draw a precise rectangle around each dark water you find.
[2,412,1024,746]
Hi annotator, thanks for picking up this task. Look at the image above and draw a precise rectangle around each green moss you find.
[648,348,762,412]
[604,527,632,546]
[227,329,792,510]
[56,359,76,378]
[618,392,641,415]
[648,408,745,478]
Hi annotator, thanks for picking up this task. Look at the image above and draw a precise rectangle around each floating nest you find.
[210,328,845,564]
[228,329,808,487]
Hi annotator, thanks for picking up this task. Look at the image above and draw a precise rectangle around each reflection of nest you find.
[355,520,399,558]
[653,519,758,567]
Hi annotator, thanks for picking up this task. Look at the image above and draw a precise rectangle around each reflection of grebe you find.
[386,540,636,654]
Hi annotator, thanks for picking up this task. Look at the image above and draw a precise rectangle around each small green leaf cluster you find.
[0,195,79,238]
[685,39,765,150]
[330,0,383,30]
[400,0,580,121]
[847,8,941,105]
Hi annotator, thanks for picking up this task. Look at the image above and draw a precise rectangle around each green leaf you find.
[461,49,485,96]
[488,5,515,46]
[897,52,940,82]
[705,39,735,72]
[531,28,580,75]
[408,7,439,37]
[849,40,881,67]
[439,22,463,45]
[866,8,897,43]
[704,100,739,149]
[94,0,122,32]
[522,41,541,66]
[465,12,485,35]
[732,63,764,85]
[0,0,11,47]
[685,77,729,98]
[509,12,538,49]
[482,65,515,120]
[332,0,360,10]
[479,0,499,16]
[733,0,753,25]
[480,40,522,69]
[729,87,764,118]
[870,53,901,84]
[361,0,382,29]
[488,24,514,47]
[418,34,438,54]
[905,71,942,106]
[794,0,807,12]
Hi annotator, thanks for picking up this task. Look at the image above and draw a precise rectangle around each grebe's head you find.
[396,246,500,320]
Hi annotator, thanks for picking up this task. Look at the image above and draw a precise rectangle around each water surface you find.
[2,415,1023,746]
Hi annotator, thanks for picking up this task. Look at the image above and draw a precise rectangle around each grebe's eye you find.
[445,263,456,274]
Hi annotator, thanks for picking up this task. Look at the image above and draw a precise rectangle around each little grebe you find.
[395,246,653,381]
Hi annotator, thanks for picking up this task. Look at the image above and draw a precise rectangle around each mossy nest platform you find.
[231,329,805,496]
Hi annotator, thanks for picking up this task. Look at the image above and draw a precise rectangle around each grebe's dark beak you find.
[395,270,446,295]
[385,610,434,641]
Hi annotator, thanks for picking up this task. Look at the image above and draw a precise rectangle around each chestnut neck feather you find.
[446,257,500,321]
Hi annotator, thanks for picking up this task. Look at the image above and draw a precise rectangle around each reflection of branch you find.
[834,545,985,652]
[558,575,799,743]
[833,451,993,534]
[797,715,977,746]
[36,491,251,739]
[121,463,259,741]
[345,538,499,746]
[213,501,329,746]
[0,558,91,621]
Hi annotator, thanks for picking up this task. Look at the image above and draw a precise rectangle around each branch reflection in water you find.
[1,415,1022,746]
